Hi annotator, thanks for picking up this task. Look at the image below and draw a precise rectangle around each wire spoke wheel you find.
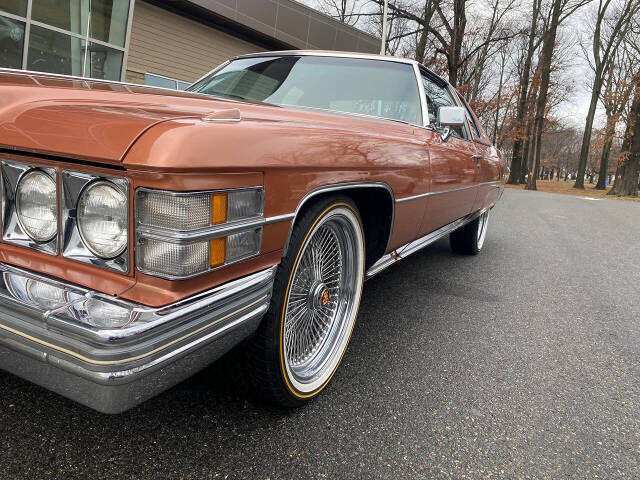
[476,210,489,250]
[282,204,364,394]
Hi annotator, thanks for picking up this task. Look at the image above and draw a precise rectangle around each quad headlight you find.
[135,188,263,279]
[61,171,129,272]
[2,160,263,280]
[77,181,128,259]
[15,169,58,243]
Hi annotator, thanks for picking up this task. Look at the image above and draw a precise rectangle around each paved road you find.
[1,189,639,479]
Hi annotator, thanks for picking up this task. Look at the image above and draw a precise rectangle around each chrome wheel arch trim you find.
[281,182,395,258]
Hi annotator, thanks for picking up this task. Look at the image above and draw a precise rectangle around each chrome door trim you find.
[365,207,491,279]
[413,63,430,127]
[282,182,395,257]
[395,181,502,203]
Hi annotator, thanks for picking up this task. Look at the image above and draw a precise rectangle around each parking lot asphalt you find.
[1,188,639,479]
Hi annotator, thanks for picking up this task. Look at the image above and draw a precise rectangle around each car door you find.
[417,73,480,236]
[456,92,503,212]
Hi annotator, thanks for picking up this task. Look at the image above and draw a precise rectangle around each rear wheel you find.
[247,196,365,407]
[450,210,490,255]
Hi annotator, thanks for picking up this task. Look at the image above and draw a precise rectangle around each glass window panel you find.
[457,93,481,138]
[32,0,129,47]
[177,81,190,91]
[190,56,423,125]
[27,25,83,76]
[422,75,466,139]
[32,0,87,36]
[0,15,24,68]
[145,73,176,89]
[84,41,122,80]
[90,0,129,47]
[0,0,27,17]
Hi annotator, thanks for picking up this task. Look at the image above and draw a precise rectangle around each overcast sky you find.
[297,0,600,129]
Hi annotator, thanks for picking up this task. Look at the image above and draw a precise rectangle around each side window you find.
[421,75,466,139]
[467,114,480,138]
[457,93,481,139]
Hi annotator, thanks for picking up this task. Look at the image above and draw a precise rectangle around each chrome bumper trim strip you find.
[0,294,267,366]
[0,263,277,412]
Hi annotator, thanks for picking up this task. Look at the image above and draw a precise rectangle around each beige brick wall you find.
[125,1,265,85]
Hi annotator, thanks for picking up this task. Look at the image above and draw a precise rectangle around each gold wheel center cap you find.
[320,289,330,307]
[309,282,330,310]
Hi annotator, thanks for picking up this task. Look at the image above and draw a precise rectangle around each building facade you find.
[0,0,379,88]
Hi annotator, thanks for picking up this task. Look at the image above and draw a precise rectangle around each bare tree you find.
[313,0,367,26]
[608,76,640,196]
[594,46,636,188]
[507,0,543,184]
[573,0,639,189]
[525,0,593,191]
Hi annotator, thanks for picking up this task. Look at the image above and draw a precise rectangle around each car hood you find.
[0,71,278,165]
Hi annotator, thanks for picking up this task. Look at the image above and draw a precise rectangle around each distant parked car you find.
[0,51,504,413]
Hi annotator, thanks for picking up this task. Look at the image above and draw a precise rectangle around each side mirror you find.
[437,106,466,142]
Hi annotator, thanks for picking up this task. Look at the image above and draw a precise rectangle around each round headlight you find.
[77,180,128,259]
[16,169,58,242]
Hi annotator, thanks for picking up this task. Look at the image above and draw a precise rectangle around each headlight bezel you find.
[1,160,58,255]
[61,170,129,273]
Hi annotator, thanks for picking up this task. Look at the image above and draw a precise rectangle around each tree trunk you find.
[595,137,613,189]
[525,0,562,191]
[612,85,640,197]
[508,141,523,184]
[574,76,603,189]
[607,159,621,194]
[447,0,466,86]
[506,0,540,185]
[521,130,531,183]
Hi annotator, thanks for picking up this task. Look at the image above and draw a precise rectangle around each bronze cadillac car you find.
[0,51,504,413]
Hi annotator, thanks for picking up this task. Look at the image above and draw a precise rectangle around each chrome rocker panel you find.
[0,263,276,413]
[365,207,490,279]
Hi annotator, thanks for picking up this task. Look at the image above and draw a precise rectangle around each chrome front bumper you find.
[0,263,275,413]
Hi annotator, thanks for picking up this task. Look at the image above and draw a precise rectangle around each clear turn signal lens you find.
[228,189,263,221]
[226,228,261,263]
[138,239,209,278]
[136,191,210,231]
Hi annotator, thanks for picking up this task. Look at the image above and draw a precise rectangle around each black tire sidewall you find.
[251,195,365,407]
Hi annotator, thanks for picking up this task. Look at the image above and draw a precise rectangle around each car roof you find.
[234,50,415,65]
[230,50,449,86]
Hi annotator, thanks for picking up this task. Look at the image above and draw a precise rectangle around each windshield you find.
[188,55,422,125]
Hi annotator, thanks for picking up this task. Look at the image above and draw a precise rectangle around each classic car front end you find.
[0,51,504,413]
[0,155,279,413]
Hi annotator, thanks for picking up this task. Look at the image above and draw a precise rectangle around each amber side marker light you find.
[210,237,226,268]
[211,192,227,224]
[210,193,228,267]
